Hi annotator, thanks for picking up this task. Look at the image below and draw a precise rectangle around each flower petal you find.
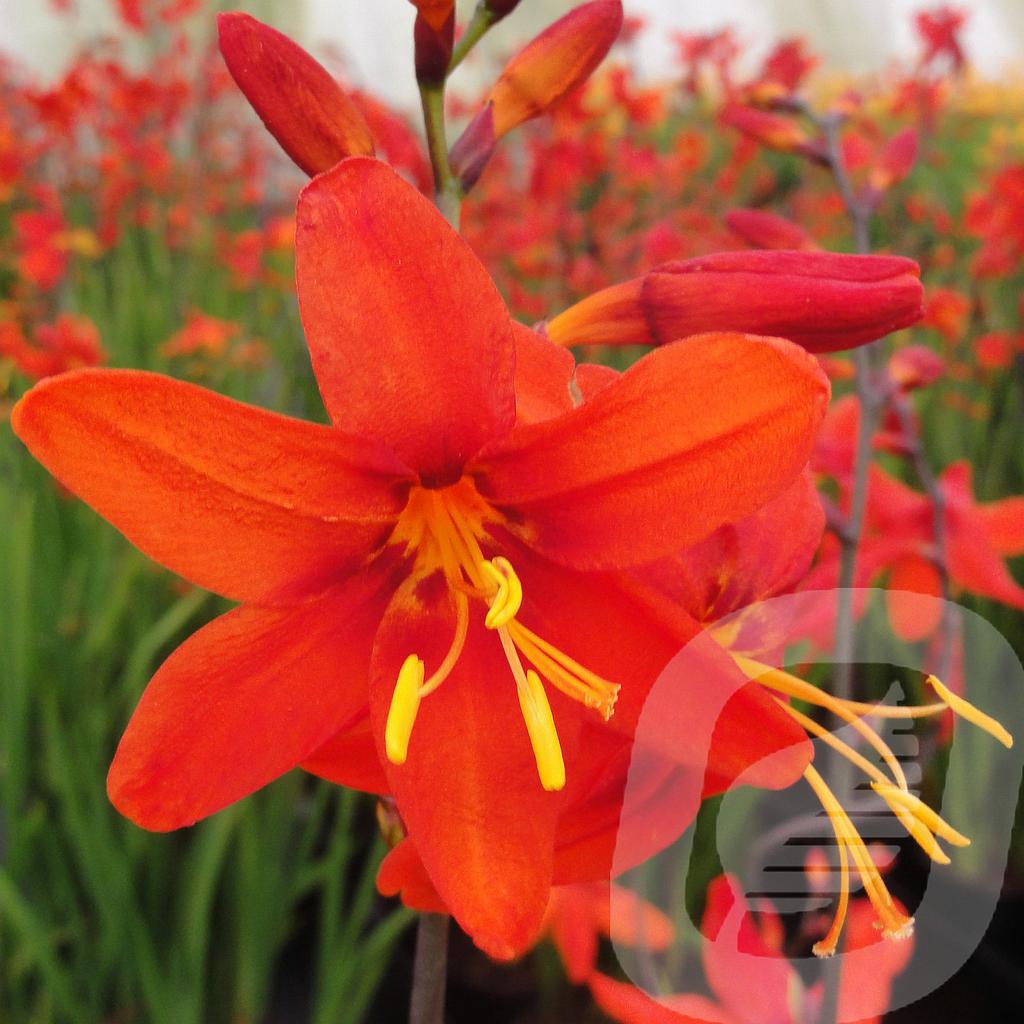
[512,321,578,425]
[649,469,824,623]
[475,333,829,569]
[108,571,394,831]
[296,157,516,484]
[302,714,390,794]
[507,544,811,806]
[11,369,412,604]
[369,573,572,959]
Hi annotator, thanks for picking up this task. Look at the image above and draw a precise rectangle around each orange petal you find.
[475,333,829,569]
[369,573,572,959]
[512,321,578,425]
[108,573,391,831]
[296,158,516,484]
[377,838,450,915]
[217,12,374,176]
[655,469,824,622]
[11,369,411,604]
[590,973,725,1024]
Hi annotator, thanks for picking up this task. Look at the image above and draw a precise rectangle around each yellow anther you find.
[926,675,1013,749]
[871,783,971,848]
[385,654,424,766]
[517,669,566,792]
[480,556,523,629]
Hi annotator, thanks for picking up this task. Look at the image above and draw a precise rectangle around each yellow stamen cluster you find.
[735,654,1013,957]
[383,479,619,791]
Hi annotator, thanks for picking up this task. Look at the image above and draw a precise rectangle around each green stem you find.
[408,913,449,1024]
[418,83,462,228]
[448,4,497,74]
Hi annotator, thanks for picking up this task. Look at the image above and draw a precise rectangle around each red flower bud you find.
[546,251,924,354]
[721,103,827,164]
[217,12,374,177]
[414,7,454,85]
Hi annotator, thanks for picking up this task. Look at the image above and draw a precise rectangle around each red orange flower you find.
[13,158,827,958]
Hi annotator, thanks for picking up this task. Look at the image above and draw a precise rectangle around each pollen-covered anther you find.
[385,654,424,765]
[927,674,1014,748]
[480,556,523,628]
[519,669,566,792]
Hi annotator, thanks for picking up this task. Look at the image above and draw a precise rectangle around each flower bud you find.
[546,251,924,354]
[450,0,622,187]
[414,7,454,85]
[721,103,827,164]
[217,12,374,177]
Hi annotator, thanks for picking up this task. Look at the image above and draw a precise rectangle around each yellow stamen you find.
[386,480,618,791]
[736,656,908,790]
[518,670,567,792]
[871,783,970,848]
[804,764,915,947]
[927,675,1014,748]
[777,699,897,791]
[507,620,620,720]
[385,654,424,765]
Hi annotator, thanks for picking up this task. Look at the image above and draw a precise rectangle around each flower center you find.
[383,478,620,791]
[735,654,1013,956]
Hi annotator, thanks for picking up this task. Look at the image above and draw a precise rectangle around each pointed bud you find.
[545,251,924,354]
[414,7,454,85]
[490,0,621,137]
[721,103,828,164]
[217,12,374,177]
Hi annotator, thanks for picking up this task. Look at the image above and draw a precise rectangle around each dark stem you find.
[816,107,879,1024]
[409,913,450,1024]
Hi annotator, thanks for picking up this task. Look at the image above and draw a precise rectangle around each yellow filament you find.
[875,793,952,865]
[778,699,897,790]
[871,783,970,848]
[804,764,852,957]
[508,621,620,719]
[385,655,424,765]
[737,657,908,790]
[518,670,567,792]
[927,675,1014,748]
[803,764,914,946]
[417,591,470,698]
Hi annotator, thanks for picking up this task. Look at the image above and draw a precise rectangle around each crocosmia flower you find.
[12,157,829,957]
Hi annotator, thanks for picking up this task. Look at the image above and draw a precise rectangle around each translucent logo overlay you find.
[610,589,1023,1022]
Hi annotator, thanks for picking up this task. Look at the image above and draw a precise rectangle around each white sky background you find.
[1,0,1023,109]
